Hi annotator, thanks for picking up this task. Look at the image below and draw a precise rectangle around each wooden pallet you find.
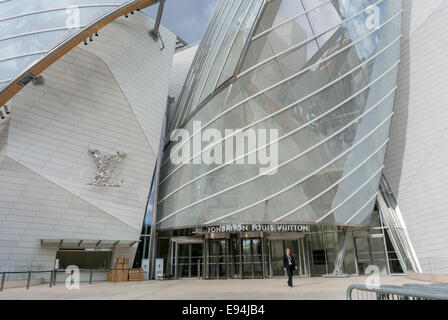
[128,269,144,281]
[107,257,130,282]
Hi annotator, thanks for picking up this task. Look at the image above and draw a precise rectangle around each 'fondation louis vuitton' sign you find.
[205,224,310,233]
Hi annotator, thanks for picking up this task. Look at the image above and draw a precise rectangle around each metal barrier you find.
[347,283,448,300]
[0,268,144,292]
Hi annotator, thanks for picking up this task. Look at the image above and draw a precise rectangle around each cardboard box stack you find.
[107,257,129,282]
[128,268,144,281]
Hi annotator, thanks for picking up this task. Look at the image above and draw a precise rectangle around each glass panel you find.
[355,237,370,274]
[324,231,338,273]
[159,27,401,189]
[190,243,203,277]
[271,240,284,276]
[216,0,266,88]
[158,72,396,220]
[56,250,111,269]
[241,239,252,278]
[229,238,241,278]
[207,239,227,279]
[255,0,305,35]
[343,230,357,274]
[176,243,189,278]
[270,239,302,277]
[242,4,313,71]
[0,0,130,89]
[302,0,341,47]
[354,229,388,275]
[185,0,243,115]
[252,239,263,278]
[158,0,402,231]
[385,231,404,274]
[173,0,265,121]
[349,199,376,226]
[309,230,327,275]
[369,235,388,274]
[159,114,390,230]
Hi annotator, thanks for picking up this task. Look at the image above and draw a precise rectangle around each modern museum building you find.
[1,0,448,282]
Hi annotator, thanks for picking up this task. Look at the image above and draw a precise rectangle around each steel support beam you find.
[149,0,165,41]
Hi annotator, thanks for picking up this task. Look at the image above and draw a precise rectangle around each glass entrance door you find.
[241,239,263,279]
[269,238,306,277]
[228,238,241,279]
[175,242,203,278]
[207,239,227,279]
[354,235,388,275]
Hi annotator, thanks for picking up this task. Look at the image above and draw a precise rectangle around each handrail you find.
[0,267,144,291]
[346,283,448,300]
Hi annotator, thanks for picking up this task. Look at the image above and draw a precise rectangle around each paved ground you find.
[0,276,431,300]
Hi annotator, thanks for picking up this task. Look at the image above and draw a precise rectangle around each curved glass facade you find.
[170,0,265,130]
[157,0,402,230]
[0,0,136,91]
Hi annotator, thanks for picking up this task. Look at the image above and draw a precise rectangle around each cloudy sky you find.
[143,0,218,45]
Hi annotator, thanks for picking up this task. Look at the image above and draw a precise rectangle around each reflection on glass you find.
[208,239,227,279]
[0,0,129,90]
[176,243,203,278]
[158,0,402,231]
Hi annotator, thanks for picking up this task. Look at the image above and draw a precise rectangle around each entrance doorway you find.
[268,236,307,277]
[207,239,227,279]
[172,239,204,279]
[241,239,263,279]
[354,234,388,275]
[205,236,265,279]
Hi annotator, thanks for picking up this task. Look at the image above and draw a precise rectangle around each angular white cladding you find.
[83,13,176,155]
[167,45,198,131]
[383,0,448,274]
[0,114,9,165]
[169,45,199,105]
[7,47,152,230]
[0,13,175,270]
[0,157,139,269]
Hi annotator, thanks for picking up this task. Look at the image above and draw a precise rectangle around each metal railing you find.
[0,268,144,292]
[347,283,448,300]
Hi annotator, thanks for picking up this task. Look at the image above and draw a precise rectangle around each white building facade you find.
[0,10,176,275]
[1,0,448,281]
[383,0,448,274]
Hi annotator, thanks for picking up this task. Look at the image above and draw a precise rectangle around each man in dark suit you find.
[283,248,298,287]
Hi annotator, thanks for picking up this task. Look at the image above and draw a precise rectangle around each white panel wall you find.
[7,48,154,231]
[0,14,175,271]
[0,114,9,165]
[83,13,177,155]
[166,45,198,131]
[169,45,198,103]
[383,0,448,274]
[0,158,138,270]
